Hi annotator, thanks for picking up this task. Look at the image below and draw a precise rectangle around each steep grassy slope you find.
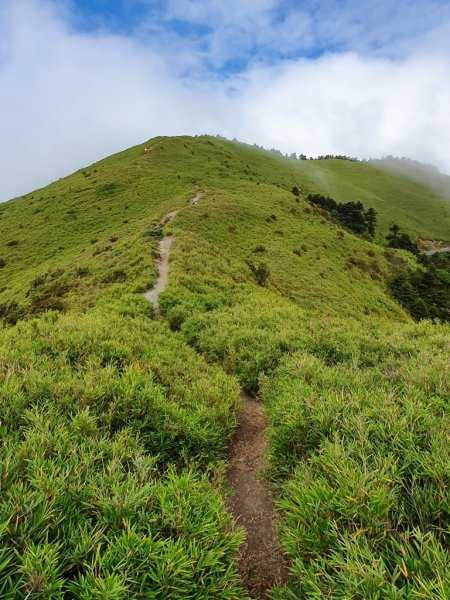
[0,136,195,318]
[165,183,406,320]
[160,201,449,598]
[369,157,450,203]
[0,134,428,321]
[291,158,450,241]
[0,135,448,597]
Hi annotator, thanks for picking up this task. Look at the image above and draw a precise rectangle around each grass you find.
[161,230,449,596]
[1,135,449,315]
[0,134,448,597]
[0,308,246,597]
[263,319,449,598]
[290,158,450,242]
[164,184,410,320]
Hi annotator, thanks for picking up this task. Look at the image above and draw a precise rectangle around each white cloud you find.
[143,0,450,66]
[1,0,450,202]
[229,53,450,170]
[0,0,221,200]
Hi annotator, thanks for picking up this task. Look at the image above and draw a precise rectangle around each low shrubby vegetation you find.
[263,321,449,598]
[0,309,245,597]
[163,250,449,596]
[158,174,449,596]
[0,135,449,597]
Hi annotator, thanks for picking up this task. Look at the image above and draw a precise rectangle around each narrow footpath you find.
[143,191,203,308]
[143,230,176,307]
[226,393,287,598]
[144,194,287,599]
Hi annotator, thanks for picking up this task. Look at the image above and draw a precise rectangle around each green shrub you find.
[246,261,270,287]
[143,227,164,239]
[96,182,120,198]
[0,312,244,596]
[262,321,449,598]
[102,269,127,284]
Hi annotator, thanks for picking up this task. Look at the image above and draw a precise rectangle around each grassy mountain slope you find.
[0,134,431,320]
[0,135,448,598]
[369,157,450,203]
[291,158,450,241]
[166,182,406,319]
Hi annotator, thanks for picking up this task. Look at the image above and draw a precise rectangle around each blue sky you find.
[69,1,150,34]
[1,0,450,200]
[68,0,450,68]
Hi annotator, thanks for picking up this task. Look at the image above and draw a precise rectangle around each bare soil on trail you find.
[143,235,175,306]
[144,192,287,597]
[160,210,179,225]
[226,393,287,598]
[143,191,204,307]
[189,190,203,205]
[143,205,181,307]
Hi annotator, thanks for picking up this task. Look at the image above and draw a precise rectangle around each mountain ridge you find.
[1,134,448,322]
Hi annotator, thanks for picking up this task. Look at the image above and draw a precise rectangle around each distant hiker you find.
[142,147,149,157]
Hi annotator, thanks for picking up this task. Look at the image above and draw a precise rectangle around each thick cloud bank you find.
[1,0,450,201]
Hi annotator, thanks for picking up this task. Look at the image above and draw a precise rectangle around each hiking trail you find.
[144,191,287,598]
[225,393,287,598]
[143,234,176,306]
[143,190,202,307]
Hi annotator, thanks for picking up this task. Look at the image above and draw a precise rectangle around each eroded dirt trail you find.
[226,393,287,598]
[143,234,175,306]
[144,191,204,307]
[144,192,287,598]
[189,190,203,205]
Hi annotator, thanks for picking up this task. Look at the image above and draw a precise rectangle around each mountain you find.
[0,136,448,598]
[1,135,449,320]
[294,156,450,242]
[369,156,450,205]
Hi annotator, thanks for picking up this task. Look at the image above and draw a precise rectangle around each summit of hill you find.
[1,135,449,322]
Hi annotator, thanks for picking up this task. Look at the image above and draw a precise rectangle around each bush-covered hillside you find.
[1,135,450,317]
[0,135,448,598]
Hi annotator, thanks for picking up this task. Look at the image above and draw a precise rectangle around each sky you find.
[1,0,450,201]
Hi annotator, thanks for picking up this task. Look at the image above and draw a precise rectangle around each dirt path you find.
[144,193,287,598]
[143,234,175,306]
[143,190,203,307]
[189,190,203,205]
[423,247,450,256]
[226,393,287,598]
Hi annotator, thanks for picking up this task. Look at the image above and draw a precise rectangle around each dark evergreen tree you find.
[336,201,367,234]
[364,207,377,236]
[307,194,337,211]
[388,223,400,237]
[386,225,419,254]
[306,195,376,236]
[389,253,450,322]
